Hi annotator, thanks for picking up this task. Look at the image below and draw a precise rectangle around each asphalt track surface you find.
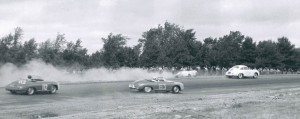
[0,74,299,118]
[0,75,300,104]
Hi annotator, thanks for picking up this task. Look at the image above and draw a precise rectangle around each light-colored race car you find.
[5,75,59,95]
[225,65,259,79]
[129,77,184,93]
[175,70,197,78]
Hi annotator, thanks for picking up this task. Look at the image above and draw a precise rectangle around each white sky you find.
[0,0,300,53]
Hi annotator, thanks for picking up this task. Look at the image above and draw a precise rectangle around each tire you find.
[172,86,180,94]
[188,74,192,77]
[238,73,244,79]
[49,85,57,94]
[27,87,35,95]
[143,86,152,93]
[253,73,258,79]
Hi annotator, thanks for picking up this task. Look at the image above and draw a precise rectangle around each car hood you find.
[6,80,57,86]
[8,80,25,85]
[132,79,152,84]
[132,79,178,84]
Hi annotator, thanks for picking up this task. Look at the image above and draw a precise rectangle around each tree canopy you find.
[0,22,299,72]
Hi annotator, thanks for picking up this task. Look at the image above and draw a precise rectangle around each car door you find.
[157,79,167,91]
[27,80,43,91]
[239,67,246,76]
[150,81,160,90]
[34,80,50,91]
[242,67,250,77]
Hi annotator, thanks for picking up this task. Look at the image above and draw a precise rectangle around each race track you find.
[0,74,299,119]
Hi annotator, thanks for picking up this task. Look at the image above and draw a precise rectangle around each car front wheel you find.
[143,86,152,93]
[172,86,180,93]
[49,85,57,94]
[253,73,258,79]
[27,87,35,95]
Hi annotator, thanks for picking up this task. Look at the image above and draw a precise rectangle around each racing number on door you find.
[158,84,166,90]
[42,84,48,91]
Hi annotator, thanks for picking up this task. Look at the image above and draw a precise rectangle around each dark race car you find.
[129,77,184,93]
[5,76,59,95]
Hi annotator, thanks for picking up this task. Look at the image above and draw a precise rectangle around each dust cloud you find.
[0,60,174,87]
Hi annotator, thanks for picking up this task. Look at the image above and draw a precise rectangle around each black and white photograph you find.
[0,0,300,118]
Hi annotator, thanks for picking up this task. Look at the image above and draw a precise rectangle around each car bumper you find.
[225,74,237,76]
[180,85,184,90]
[5,87,27,93]
[129,84,138,90]
[129,84,143,90]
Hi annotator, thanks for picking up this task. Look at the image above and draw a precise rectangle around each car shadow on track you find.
[7,92,58,96]
[129,90,183,94]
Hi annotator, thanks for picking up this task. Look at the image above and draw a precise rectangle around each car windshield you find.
[240,67,249,70]
[232,66,240,68]
[32,79,44,81]
[146,79,157,82]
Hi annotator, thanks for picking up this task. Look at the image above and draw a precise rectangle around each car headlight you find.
[129,84,133,87]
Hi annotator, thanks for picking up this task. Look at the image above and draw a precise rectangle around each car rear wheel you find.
[238,73,244,79]
[172,86,180,93]
[27,87,35,95]
[253,73,258,79]
[143,86,152,93]
[49,85,57,94]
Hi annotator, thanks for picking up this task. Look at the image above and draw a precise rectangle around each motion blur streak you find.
[0,60,173,87]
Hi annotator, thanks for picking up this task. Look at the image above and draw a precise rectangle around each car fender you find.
[173,82,184,90]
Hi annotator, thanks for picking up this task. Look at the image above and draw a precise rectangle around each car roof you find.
[232,65,248,68]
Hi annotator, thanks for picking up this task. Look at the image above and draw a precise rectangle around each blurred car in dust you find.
[129,77,184,93]
[5,75,59,95]
[225,65,259,79]
[175,70,197,78]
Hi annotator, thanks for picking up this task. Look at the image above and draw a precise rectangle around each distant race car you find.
[175,70,197,78]
[129,77,184,93]
[5,75,59,95]
[225,65,259,79]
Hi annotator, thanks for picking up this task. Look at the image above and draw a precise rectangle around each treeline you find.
[0,22,300,72]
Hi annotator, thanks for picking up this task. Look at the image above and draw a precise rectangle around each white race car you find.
[175,70,197,78]
[225,65,259,79]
